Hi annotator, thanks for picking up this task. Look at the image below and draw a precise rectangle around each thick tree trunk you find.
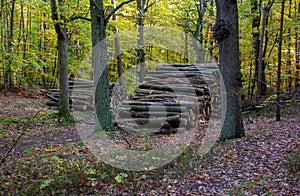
[57,30,71,119]
[90,0,114,131]
[50,0,72,121]
[214,0,245,140]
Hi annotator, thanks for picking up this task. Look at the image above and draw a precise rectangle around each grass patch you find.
[22,147,35,156]
[284,151,300,175]
[0,118,21,124]
[0,129,7,135]
[227,180,258,195]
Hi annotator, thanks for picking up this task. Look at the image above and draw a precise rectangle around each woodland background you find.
[0,0,299,99]
[0,0,299,195]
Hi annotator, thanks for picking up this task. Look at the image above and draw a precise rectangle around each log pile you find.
[45,63,220,135]
[45,79,114,111]
[114,63,217,134]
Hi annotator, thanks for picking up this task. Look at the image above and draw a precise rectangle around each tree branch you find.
[105,0,134,21]
[68,15,91,22]
[144,0,160,13]
[50,0,66,39]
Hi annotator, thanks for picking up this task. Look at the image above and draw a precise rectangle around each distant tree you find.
[136,0,158,83]
[174,0,212,63]
[276,0,285,121]
[214,0,245,140]
[249,0,261,100]
[295,2,300,88]
[111,0,125,86]
[256,0,274,101]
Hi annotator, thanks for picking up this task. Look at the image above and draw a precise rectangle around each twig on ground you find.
[0,108,44,167]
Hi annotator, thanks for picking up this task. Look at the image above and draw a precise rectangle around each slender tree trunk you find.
[112,0,125,86]
[6,0,16,90]
[295,2,300,88]
[193,0,208,63]
[276,0,285,121]
[50,0,72,121]
[286,0,292,89]
[137,0,146,83]
[257,0,274,101]
[250,0,261,100]
[0,0,7,96]
[43,10,49,88]
[184,31,189,63]
[214,0,245,140]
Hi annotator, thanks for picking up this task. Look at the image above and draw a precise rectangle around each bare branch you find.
[105,0,134,21]
[144,0,160,12]
[68,15,91,22]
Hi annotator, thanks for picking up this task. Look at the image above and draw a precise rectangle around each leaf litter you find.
[0,94,299,195]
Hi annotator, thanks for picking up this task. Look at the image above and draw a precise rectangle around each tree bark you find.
[249,0,261,100]
[256,0,274,101]
[50,0,72,121]
[295,2,300,88]
[90,0,114,131]
[214,0,245,140]
[0,0,7,96]
[137,0,146,83]
[89,0,135,131]
[286,0,292,89]
[112,0,125,87]
[276,0,285,121]
[7,0,15,90]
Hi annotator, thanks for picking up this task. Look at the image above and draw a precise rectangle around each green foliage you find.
[1,0,297,96]
[284,151,300,175]
[0,129,7,135]
[227,180,257,196]
[23,147,35,156]
[0,118,20,124]
[115,172,128,183]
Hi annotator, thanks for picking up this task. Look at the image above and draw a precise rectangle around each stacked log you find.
[45,80,115,111]
[45,63,219,135]
[114,63,216,134]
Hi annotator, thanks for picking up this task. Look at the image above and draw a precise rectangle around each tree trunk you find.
[7,0,15,90]
[137,0,146,83]
[256,0,274,101]
[90,0,114,131]
[295,2,300,88]
[276,0,285,122]
[112,0,125,87]
[50,0,72,122]
[214,0,245,140]
[286,0,292,89]
[249,0,261,100]
[1,0,8,96]
[193,0,208,63]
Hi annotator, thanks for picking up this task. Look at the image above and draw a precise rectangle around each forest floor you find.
[0,93,299,195]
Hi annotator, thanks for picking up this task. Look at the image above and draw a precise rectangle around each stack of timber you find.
[45,79,95,111]
[115,63,218,134]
